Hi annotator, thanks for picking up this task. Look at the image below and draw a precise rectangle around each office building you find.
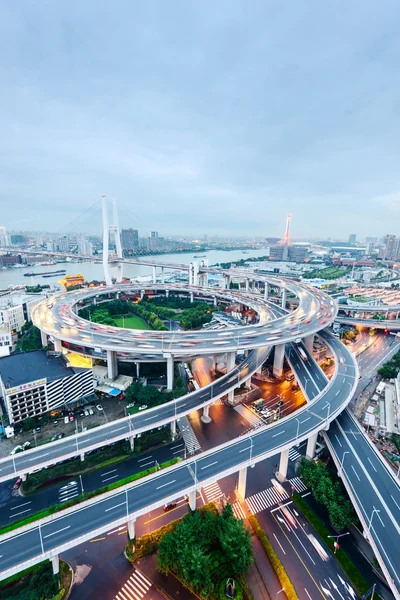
[268,244,308,263]
[348,234,357,244]
[121,229,139,254]
[0,351,94,424]
[58,235,69,253]
[0,227,10,247]
[78,239,93,256]
[383,234,400,261]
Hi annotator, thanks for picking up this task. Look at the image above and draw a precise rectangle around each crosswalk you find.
[246,485,289,514]
[234,404,263,426]
[288,447,302,462]
[58,480,79,504]
[202,481,224,503]
[288,477,307,493]
[177,415,202,453]
[114,568,152,600]
[232,502,247,520]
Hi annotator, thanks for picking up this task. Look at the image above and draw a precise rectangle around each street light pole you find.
[368,508,380,533]
[339,451,349,475]
[295,417,300,445]
[276,589,285,600]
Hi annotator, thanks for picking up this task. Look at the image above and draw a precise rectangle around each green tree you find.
[378,364,397,379]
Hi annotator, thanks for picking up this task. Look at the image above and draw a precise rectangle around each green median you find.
[0,457,179,537]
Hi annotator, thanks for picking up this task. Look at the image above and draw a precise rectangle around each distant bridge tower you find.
[282,213,291,260]
[101,196,123,286]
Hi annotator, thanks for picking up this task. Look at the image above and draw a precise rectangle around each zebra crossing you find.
[288,447,302,462]
[288,477,307,493]
[245,485,289,514]
[177,415,201,453]
[232,502,247,520]
[58,480,79,504]
[234,404,263,426]
[203,481,224,503]
[114,568,152,600]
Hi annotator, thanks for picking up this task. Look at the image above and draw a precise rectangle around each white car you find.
[89,407,94,416]
[138,404,148,411]
[84,409,89,417]
[96,404,103,412]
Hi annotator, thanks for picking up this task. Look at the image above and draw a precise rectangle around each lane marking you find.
[110,426,126,433]
[201,461,218,470]
[391,495,400,511]
[156,479,176,490]
[367,457,377,473]
[10,501,31,510]
[101,469,118,477]
[136,460,153,468]
[102,474,119,482]
[272,431,285,438]
[138,456,152,462]
[9,508,31,518]
[28,453,49,462]
[105,501,126,513]
[273,532,286,554]
[43,525,70,538]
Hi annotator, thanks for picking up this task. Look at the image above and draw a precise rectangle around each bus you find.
[297,346,308,361]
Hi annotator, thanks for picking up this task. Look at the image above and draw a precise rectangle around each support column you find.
[107,349,118,380]
[140,290,144,300]
[237,467,247,500]
[51,555,60,576]
[264,283,269,300]
[128,519,135,540]
[166,289,169,298]
[213,296,217,306]
[129,436,135,452]
[190,292,194,303]
[40,330,48,347]
[245,279,249,292]
[136,362,140,378]
[304,334,314,354]
[201,405,212,424]
[21,473,27,482]
[54,338,62,353]
[171,419,177,438]
[273,344,285,378]
[276,449,289,482]
[281,287,287,309]
[226,351,236,405]
[306,432,318,460]
[251,280,256,292]
[161,267,165,284]
[80,452,85,462]
[166,355,174,392]
[152,266,156,283]
[102,195,112,286]
[188,489,196,511]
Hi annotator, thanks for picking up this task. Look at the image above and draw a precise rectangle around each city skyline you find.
[1,2,400,237]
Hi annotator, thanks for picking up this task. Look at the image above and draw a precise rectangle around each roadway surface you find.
[336,315,400,330]
[325,411,400,598]
[0,332,357,580]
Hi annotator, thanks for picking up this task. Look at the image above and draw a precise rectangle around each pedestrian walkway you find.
[288,476,307,493]
[202,481,224,503]
[234,404,263,426]
[232,502,247,519]
[114,568,152,600]
[288,447,301,462]
[177,415,201,453]
[58,480,79,504]
[246,485,289,514]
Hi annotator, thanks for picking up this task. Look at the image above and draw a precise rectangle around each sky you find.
[1,1,400,240]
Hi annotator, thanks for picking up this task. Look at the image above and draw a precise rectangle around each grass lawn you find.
[114,315,150,330]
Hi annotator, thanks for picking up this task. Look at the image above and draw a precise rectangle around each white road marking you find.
[272,430,285,437]
[102,474,119,482]
[28,453,49,461]
[105,501,126,513]
[9,508,31,518]
[137,461,154,468]
[391,495,400,511]
[200,461,218,470]
[273,532,286,554]
[10,501,31,510]
[304,588,312,600]
[350,465,360,481]
[137,456,152,462]
[43,525,70,538]
[110,426,126,433]
[156,479,176,490]
[334,434,342,447]
[101,469,118,477]
[367,457,377,472]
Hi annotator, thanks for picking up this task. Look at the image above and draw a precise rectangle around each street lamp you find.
[295,417,300,446]
[327,531,350,553]
[276,589,285,599]
[368,508,380,533]
[339,451,349,475]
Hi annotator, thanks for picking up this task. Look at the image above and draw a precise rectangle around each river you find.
[0,248,269,290]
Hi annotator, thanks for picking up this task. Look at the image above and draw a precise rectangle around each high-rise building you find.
[150,231,158,238]
[348,234,356,244]
[121,229,139,254]
[58,235,69,253]
[78,239,93,256]
[383,234,400,261]
[0,227,10,247]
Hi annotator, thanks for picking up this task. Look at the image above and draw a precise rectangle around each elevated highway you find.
[336,315,400,330]
[0,331,357,581]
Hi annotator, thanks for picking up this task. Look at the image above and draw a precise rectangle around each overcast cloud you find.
[1,1,400,239]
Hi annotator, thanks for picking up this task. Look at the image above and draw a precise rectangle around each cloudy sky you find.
[1,1,400,239]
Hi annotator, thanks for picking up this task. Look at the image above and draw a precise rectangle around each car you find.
[88,407,94,416]
[13,477,22,490]
[277,400,284,407]
[79,412,85,418]
[10,445,23,455]
[126,402,135,409]
[96,404,103,412]
[84,409,89,417]
[22,441,30,450]
[53,420,58,426]
[35,427,41,433]
[138,404,148,411]
[64,416,69,424]
[163,502,177,512]
[69,414,74,422]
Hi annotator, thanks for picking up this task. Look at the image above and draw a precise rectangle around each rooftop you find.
[0,350,79,389]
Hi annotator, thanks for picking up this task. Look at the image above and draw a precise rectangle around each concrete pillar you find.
[80,452,85,462]
[128,518,135,540]
[213,296,217,306]
[273,344,285,378]
[251,280,256,292]
[226,351,236,372]
[171,419,177,438]
[152,266,156,283]
[304,334,314,354]
[237,467,247,500]
[166,289,169,298]
[51,555,60,575]
[54,338,62,353]
[306,432,318,460]
[140,290,144,300]
[136,362,140,378]
[40,330,48,347]
[107,349,118,379]
[245,279,249,292]
[166,355,174,391]
[281,288,287,309]
[21,473,27,482]
[161,267,165,284]
[264,284,269,300]
[93,297,97,306]
[276,449,289,482]
[190,292,194,303]
[244,378,251,389]
[129,436,135,452]
[188,489,196,511]
[201,405,212,424]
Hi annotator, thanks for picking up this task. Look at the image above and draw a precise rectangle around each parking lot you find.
[0,394,127,459]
